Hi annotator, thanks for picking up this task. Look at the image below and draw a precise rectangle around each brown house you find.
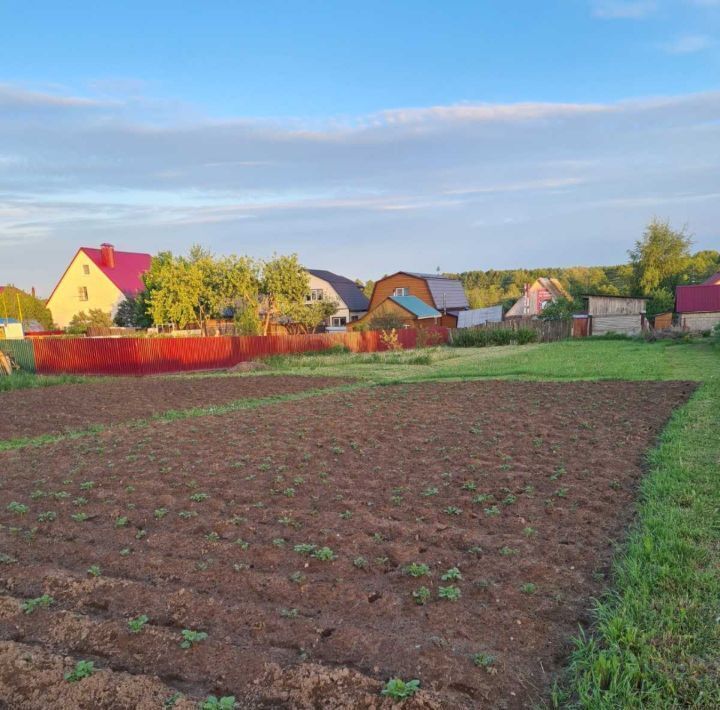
[353,272,469,329]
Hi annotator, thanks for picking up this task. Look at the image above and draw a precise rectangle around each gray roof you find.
[307,269,370,312]
[403,272,468,310]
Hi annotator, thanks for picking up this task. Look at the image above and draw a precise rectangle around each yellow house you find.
[47,244,152,328]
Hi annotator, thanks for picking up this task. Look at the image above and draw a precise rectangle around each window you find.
[82,264,90,275]
[307,288,324,302]
[332,316,347,327]
[78,286,88,301]
[393,287,409,296]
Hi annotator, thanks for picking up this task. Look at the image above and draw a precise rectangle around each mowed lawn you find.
[1,337,719,707]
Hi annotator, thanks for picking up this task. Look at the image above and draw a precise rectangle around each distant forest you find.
[451,249,720,314]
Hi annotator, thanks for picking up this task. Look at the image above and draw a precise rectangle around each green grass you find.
[555,380,720,708]
[0,371,89,392]
[262,339,719,383]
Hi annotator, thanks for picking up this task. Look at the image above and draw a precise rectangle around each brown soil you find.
[0,380,694,708]
[0,374,349,441]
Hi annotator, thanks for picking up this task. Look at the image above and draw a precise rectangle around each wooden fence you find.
[468,318,571,342]
[0,327,449,376]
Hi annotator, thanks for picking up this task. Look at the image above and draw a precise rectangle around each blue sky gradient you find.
[0,0,718,292]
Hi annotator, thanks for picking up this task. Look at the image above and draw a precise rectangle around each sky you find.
[0,0,719,295]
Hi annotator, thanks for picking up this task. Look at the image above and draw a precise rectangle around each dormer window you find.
[393,287,409,296]
[307,289,324,301]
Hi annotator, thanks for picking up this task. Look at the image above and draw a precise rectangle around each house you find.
[505,278,571,318]
[584,295,647,336]
[701,271,720,285]
[351,271,468,329]
[305,269,369,329]
[47,244,152,328]
[676,283,720,331]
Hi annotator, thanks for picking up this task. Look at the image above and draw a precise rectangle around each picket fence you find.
[0,327,450,376]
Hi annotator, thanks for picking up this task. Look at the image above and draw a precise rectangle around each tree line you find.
[115,248,337,334]
[449,220,719,318]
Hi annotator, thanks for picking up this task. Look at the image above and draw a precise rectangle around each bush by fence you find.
[450,318,571,348]
[0,327,450,376]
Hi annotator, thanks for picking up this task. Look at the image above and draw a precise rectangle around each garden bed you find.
[0,374,350,442]
[0,380,694,708]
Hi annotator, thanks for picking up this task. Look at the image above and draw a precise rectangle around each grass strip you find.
[0,372,90,392]
[555,381,720,708]
[0,382,368,452]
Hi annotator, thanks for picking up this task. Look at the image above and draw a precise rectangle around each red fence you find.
[29,328,449,376]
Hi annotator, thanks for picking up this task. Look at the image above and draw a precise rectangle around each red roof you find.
[676,284,720,313]
[702,271,720,285]
[80,247,151,295]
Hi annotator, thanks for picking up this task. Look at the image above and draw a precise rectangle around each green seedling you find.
[154,508,168,519]
[444,506,462,516]
[128,614,149,633]
[21,594,54,614]
[353,556,369,569]
[405,562,430,578]
[293,543,317,555]
[7,502,28,514]
[115,516,129,528]
[438,585,462,601]
[421,486,439,497]
[37,511,56,522]
[71,512,88,522]
[441,567,462,581]
[189,493,209,502]
[381,678,420,699]
[520,582,537,594]
[312,546,336,561]
[473,652,496,670]
[180,629,208,649]
[200,696,236,710]
[65,660,95,682]
[412,586,431,605]
[87,565,101,577]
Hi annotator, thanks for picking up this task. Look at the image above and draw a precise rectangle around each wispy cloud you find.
[661,34,714,53]
[592,1,657,19]
[0,82,718,291]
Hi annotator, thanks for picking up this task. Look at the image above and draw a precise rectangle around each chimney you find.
[31,286,36,298]
[100,243,115,268]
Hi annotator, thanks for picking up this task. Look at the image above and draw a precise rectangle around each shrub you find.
[515,327,538,344]
[489,328,513,346]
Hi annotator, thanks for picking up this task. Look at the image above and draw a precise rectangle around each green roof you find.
[389,295,442,319]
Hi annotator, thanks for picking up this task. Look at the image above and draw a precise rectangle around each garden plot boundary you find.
[0,328,450,376]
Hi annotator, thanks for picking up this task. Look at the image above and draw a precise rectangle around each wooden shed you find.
[584,295,647,336]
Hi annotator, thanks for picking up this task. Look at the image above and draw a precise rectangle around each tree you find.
[259,254,309,335]
[0,285,54,329]
[67,309,113,334]
[538,297,580,321]
[628,219,693,294]
[368,312,406,331]
[283,300,339,334]
[144,247,259,331]
[113,293,152,328]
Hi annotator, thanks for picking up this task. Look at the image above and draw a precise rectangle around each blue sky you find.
[1,0,719,293]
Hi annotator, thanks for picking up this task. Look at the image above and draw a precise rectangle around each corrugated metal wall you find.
[591,315,643,336]
[14,327,443,376]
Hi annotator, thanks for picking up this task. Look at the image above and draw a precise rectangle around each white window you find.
[393,287,409,296]
[78,286,88,301]
[332,316,347,327]
[82,264,90,275]
[307,288,324,302]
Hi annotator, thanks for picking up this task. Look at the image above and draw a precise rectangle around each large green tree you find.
[144,246,259,331]
[628,219,693,294]
[259,254,309,335]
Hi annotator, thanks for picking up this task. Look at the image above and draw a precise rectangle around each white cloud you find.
[0,83,719,291]
[592,1,657,19]
[661,34,714,53]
